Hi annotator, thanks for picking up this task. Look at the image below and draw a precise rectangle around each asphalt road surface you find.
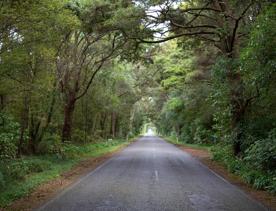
[37,136,267,211]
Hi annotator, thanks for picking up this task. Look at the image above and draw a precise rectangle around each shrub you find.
[211,144,276,193]
[37,134,62,155]
[193,126,212,144]
[244,129,276,171]
[179,125,193,143]
[72,129,87,143]
[62,144,82,159]
[253,174,271,190]
[26,159,51,173]
[267,178,276,194]
[0,114,20,160]
[211,144,233,162]
[4,159,52,181]
[0,133,17,160]
[7,161,29,180]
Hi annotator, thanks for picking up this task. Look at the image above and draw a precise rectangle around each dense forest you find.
[0,0,275,207]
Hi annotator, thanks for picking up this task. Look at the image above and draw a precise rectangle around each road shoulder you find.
[173,143,276,210]
[2,142,133,211]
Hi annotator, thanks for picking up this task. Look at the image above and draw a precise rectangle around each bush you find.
[211,144,232,162]
[6,161,29,180]
[253,174,271,190]
[0,114,20,160]
[26,159,52,173]
[61,144,83,159]
[193,126,212,144]
[212,144,276,193]
[179,125,193,143]
[267,178,276,194]
[37,134,62,155]
[72,129,88,143]
[4,159,52,181]
[0,133,17,160]
[244,129,276,171]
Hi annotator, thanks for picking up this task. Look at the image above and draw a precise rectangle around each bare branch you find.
[137,31,216,44]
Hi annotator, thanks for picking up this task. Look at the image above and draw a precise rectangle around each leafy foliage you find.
[0,0,275,205]
[245,129,276,171]
[0,114,20,160]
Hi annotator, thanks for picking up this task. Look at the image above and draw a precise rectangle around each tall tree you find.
[57,1,136,141]
[132,0,269,154]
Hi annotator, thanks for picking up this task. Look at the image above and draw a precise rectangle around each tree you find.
[131,0,271,154]
[0,0,79,153]
[57,1,136,142]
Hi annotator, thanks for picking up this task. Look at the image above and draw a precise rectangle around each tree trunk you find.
[81,95,88,142]
[62,97,76,142]
[230,87,244,156]
[226,57,245,156]
[28,114,41,154]
[115,116,120,137]
[92,113,99,135]
[37,81,57,143]
[100,113,107,138]
[17,95,30,156]
[0,94,4,110]
[111,111,116,138]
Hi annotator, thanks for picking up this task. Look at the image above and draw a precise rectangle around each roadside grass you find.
[163,136,212,151]
[211,144,276,195]
[163,136,276,195]
[0,139,132,208]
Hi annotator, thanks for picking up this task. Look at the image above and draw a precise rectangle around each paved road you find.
[38,136,267,211]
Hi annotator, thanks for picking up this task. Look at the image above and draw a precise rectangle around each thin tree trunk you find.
[100,112,107,138]
[0,94,4,110]
[62,97,76,142]
[28,113,41,154]
[92,113,99,135]
[111,111,116,138]
[37,83,57,142]
[17,95,30,156]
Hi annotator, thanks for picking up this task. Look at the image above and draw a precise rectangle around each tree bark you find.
[37,83,57,143]
[224,46,245,156]
[228,72,245,156]
[111,111,116,138]
[0,94,4,110]
[28,114,41,154]
[62,97,76,142]
[17,95,30,156]
[100,112,107,138]
[92,113,99,135]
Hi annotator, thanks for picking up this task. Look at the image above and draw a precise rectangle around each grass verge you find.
[164,136,276,209]
[211,144,276,195]
[163,136,212,151]
[164,136,276,195]
[0,139,132,208]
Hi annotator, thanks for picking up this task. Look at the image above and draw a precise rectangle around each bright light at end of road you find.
[145,128,155,136]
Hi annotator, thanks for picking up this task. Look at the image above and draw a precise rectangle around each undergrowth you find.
[0,139,130,207]
[211,144,276,194]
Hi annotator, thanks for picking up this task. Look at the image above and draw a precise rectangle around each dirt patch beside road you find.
[176,144,276,210]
